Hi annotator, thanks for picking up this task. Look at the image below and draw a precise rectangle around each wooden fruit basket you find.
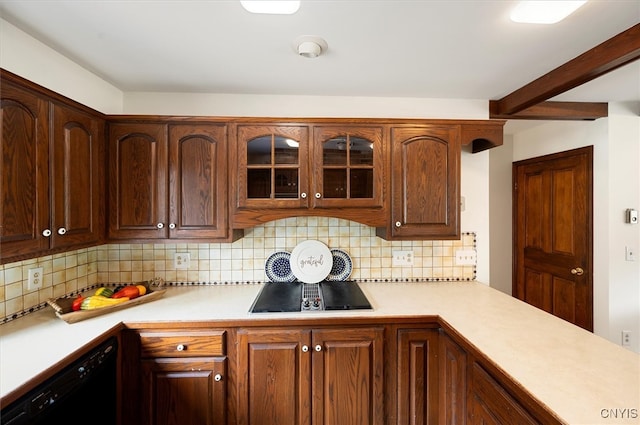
[47,281,166,324]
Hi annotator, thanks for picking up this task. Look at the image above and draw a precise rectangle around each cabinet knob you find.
[168,223,176,229]
[301,192,307,199]
[314,344,322,352]
[571,267,584,276]
[42,229,52,237]
[157,223,164,229]
[57,227,67,235]
[302,345,309,352]
[315,193,321,199]
[395,221,402,228]
[214,374,222,382]
[176,344,185,351]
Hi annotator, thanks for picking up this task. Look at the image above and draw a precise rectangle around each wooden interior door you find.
[513,146,593,331]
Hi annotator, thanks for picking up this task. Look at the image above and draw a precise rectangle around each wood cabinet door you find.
[168,124,228,239]
[439,332,467,425]
[108,123,168,239]
[140,357,227,425]
[396,329,439,425]
[389,126,460,239]
[1,82,50,261]
[311,126,384,210]
[467,362,538,425]
[236,328,312,425]
[235,125,310,211]
[51,103,104,249]
[311,327,385,425]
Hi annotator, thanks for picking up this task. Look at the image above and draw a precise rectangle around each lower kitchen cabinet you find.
[395,328,439,425]
[141,357,226,425]
[439,331,467,425]
[121,330,227,425]
[236,326,385,425]
[467,362,538,425]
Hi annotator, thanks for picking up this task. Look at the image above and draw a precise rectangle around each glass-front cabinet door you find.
[312,126,384,209]
[236,125,309,209]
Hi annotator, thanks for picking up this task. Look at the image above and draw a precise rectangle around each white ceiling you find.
[0,0,639,105]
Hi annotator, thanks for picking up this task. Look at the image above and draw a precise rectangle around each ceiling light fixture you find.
[293,36,328,58]
[240,1,300,15]
[510,1,587,24]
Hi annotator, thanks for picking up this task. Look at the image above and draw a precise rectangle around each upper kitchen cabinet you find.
[312,126,384,210]
[51,102,104,249]
[108,121,233,241]
[379,125,461,240]
[1,81,50,261]
[233,124,310,211]
[1,75,105,263]
[231,122,386,228]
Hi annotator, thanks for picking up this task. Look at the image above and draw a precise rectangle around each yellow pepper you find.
[80,295,129,310]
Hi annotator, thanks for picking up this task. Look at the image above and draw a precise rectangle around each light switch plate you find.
[625,246,636,262]
[174,253,191,269]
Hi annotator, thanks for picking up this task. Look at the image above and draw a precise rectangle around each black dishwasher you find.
[1,336,118,425]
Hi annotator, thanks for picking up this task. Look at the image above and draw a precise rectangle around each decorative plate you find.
[265,251,296,282]
[289,240,333,284]
[326,249,353,281]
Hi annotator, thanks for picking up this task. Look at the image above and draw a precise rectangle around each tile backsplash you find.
[0,217,476,323]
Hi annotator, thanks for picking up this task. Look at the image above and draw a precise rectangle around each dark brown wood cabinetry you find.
[395,328,440,425]
[236,326,385,425]
[439,331,467,425]
[108,121,232,241]
[1,76,104,263]
[231,122,386,228]
[121,330,227,425]
[468,362,538,425]
[381,125,461,240]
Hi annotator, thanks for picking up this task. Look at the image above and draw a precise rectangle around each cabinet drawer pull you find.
[315,344,322,352]
[176,344,185,351]
[42,229,52,237]
[57,227,67,235]
[302,345,309,352]
[395,221,402,228]
[301,192,307,199]
[168,223,176,229]
[315,193,321,199]
[157,223,164,229]
[214,374,222,382]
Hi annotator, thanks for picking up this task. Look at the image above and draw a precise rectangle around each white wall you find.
[511,105,640,353]
[0,18,123,113]
[489,136,514,295]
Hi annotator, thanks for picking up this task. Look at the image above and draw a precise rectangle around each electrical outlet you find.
[392,250,413,266]
[622,330,631,347]
[28,267,44,290]
[625,246,636,262]
[455,250,477,266]
[174,253,190,269]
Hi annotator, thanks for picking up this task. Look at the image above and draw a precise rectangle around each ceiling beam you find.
[491,23,640,117]
[489,101,608,120]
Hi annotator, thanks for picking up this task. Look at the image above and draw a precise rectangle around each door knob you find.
[571,267,584,276]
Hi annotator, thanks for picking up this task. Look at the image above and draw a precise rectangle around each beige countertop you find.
[1,281,638,424]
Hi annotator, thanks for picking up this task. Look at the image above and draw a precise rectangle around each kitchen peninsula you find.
[1,281,638,425]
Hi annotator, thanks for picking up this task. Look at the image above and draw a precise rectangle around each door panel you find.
[236,328,312,425]
[169,124,227,239]
[311,327,384,425]
[514,146,593,331]
[1,83,49,259]
[51,104,103,248]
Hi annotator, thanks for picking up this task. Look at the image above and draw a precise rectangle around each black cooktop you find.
[249,281,372,313]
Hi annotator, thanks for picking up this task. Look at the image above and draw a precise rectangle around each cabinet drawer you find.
[139,330,226,357]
